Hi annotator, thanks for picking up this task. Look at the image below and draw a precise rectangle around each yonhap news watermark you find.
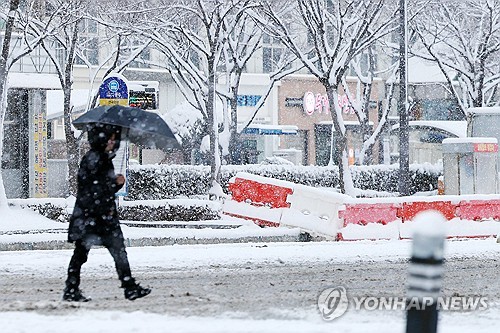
[317,286,488,321]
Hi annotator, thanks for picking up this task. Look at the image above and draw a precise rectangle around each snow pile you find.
[0,206,65,232]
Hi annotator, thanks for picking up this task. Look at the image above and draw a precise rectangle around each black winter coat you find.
[68,127,123,243]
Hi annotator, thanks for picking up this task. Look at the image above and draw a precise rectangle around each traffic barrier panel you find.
[222,200,283,227]
[337,220,401,241]
[455,199,500,221]
[340,203,400,226]
[224,173,296,227]
[399,218,498,239]
[228,178,259,203]
[227,173,294,209]
[226,172,499,240]
[281,184,348,238]
[399,201,456,222]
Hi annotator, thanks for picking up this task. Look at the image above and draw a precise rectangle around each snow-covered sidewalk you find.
[0,206,303,250]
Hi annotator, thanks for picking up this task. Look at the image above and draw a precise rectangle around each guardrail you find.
[223,172,500,240]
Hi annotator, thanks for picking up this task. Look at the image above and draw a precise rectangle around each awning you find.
[8,72,61,89]
[391,121,466,138]
[241,124,298,135]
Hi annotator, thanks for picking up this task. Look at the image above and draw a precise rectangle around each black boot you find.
[122,278,151,301]
[63,286,91,302]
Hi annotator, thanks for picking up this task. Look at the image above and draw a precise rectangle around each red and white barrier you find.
[338,200,401,240]
[223,173,293,227]
[222,173,500,240]
[281,184,348,238]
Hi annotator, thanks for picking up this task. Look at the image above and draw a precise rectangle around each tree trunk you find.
[228,80,241,165]
[360,79,374,165]
[207,56,221,190]
[361,119,373,165]
[0,0,21,207]
[63,87,79,196]
[325,86,348,194]
[64,25,79,196]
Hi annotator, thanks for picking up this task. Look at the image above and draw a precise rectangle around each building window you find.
[421,99,463,121]
[262,33,287,73]
[315,124,335,166]
[78,19,98,34]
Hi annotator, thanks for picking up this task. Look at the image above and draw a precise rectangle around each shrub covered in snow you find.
[127,163,442,200]
[9,200,71,223]
[118,200,220,221]
[351,163,442,193]
[9,198,221,222]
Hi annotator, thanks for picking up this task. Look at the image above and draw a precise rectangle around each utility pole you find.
[399,0,410,196]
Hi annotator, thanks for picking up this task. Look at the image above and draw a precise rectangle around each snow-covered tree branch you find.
[254,0,398,195]
[410,0,500,113]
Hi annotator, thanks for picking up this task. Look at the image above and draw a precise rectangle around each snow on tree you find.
[344,44,399,166]
[162,101,204,162]
[253,0,397,195]
[38,0,153,196]
[217,8,301,164]
[119,0,261,195]
[410,0,500,114]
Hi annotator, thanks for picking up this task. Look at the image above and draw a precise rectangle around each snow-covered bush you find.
[351,163,442,193]
[127,163,442,200]
[9,198,221,222]
[118,201,220,221]
[9,200,71,223]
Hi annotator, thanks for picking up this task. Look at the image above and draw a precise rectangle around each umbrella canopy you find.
[73,105,180,150]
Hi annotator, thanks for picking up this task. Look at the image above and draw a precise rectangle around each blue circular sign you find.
[99,75,129,104]
[108,80,119,92]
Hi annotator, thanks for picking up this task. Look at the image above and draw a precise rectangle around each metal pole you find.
[399,0,410,196]
[406,211,446,333]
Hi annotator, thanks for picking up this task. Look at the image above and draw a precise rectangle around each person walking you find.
[63,123,151,302]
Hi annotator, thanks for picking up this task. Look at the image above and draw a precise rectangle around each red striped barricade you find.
[398,199,456,239]
[398,200,457,222]
[223,172,294,227]
[337,200,401,240]
[398,196,499,239]
[455,199,500,221]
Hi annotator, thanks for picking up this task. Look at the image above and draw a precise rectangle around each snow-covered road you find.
[0,239,498,332]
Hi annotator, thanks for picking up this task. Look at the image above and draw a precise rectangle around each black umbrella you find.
[73,105,180,150]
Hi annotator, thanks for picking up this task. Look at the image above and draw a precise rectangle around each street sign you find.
[99,74,129,106]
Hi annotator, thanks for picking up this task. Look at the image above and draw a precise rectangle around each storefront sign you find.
[474,143,498,153]
[237,95,261,107]
[302,91,356,115]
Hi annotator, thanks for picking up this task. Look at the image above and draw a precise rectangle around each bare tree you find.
[411,0,500,114]
[343,44,399,165]
[254,0,397,195]
[124,0,259,194]
[39,0,152,195]
[217,9,301,164]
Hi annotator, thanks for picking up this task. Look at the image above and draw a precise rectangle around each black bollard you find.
[406,211,446,333]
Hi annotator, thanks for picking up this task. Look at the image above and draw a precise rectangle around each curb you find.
[0,233,316,251]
